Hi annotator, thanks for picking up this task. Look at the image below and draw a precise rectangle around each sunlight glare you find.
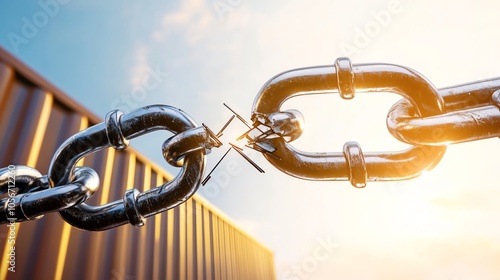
[386,172,457,237]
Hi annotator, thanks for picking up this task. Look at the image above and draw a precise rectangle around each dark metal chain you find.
[247,57,500,187]
[1,105,221,230]
[2,57,499,230]
[0,165,98,223]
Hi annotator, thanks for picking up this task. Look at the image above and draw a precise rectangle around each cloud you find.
[130,43,149,88]
[151,0,217,45]
[150,0,254,49]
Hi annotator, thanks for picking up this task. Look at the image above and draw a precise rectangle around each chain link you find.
[249,57,447,187]
[51,105,220,231]
[387,83,500,145]
[0,165,98,223]
[2,57,499,229]
[247,57,500,187]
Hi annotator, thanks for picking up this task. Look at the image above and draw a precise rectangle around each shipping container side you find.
[0,47,275,280]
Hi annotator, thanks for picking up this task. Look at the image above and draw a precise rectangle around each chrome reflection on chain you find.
[2,57,500,229]
[51,105,221,231]
[0,166,99,223]
[387,82,500,145]
[246,57,500,187]
[249,57,447,187]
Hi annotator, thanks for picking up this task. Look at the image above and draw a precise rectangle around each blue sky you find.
[2,0,500,279]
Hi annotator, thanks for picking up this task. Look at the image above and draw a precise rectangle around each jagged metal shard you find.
[201,104,269,185]
[229,143,265,173]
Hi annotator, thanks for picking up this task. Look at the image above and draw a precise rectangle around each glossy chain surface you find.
[250,57,500,187]
[2,57,499,230]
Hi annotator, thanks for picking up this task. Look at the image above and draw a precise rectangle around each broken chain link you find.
[1,105,221,230]
[247,57,500,187]
[2,57,499,229]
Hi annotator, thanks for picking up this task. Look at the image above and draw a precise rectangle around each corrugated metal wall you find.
[0,47,275,280]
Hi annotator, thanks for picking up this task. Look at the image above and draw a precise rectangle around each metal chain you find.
[0,165,99,223]
[248,57,500,187]
[50,105,220,231]
[2,57,499,230]
[1,105,221,230]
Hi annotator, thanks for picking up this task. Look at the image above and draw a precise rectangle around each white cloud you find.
[130,43,149,87]
[152,0,217,46]
[150,0,254,48]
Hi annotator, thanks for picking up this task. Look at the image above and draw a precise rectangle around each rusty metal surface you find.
[0,47,275,280]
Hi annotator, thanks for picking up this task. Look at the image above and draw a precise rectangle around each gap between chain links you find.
[2,58,500,229]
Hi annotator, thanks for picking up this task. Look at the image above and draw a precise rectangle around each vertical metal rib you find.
[186,199,195,279]
[179,202,187,280]
[213,215,221,280]
[0,89,53,280]
[85,148,115,280]
[23,90,53,167]
[195,201,204,279]
[166,202,175,279]
[0,62,13,105]
[136,164,152,279]
[203,206,214,280]
[152,173,163,280]
[55,115,88,280]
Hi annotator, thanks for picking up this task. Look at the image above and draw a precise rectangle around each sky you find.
[2,0,500,279]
